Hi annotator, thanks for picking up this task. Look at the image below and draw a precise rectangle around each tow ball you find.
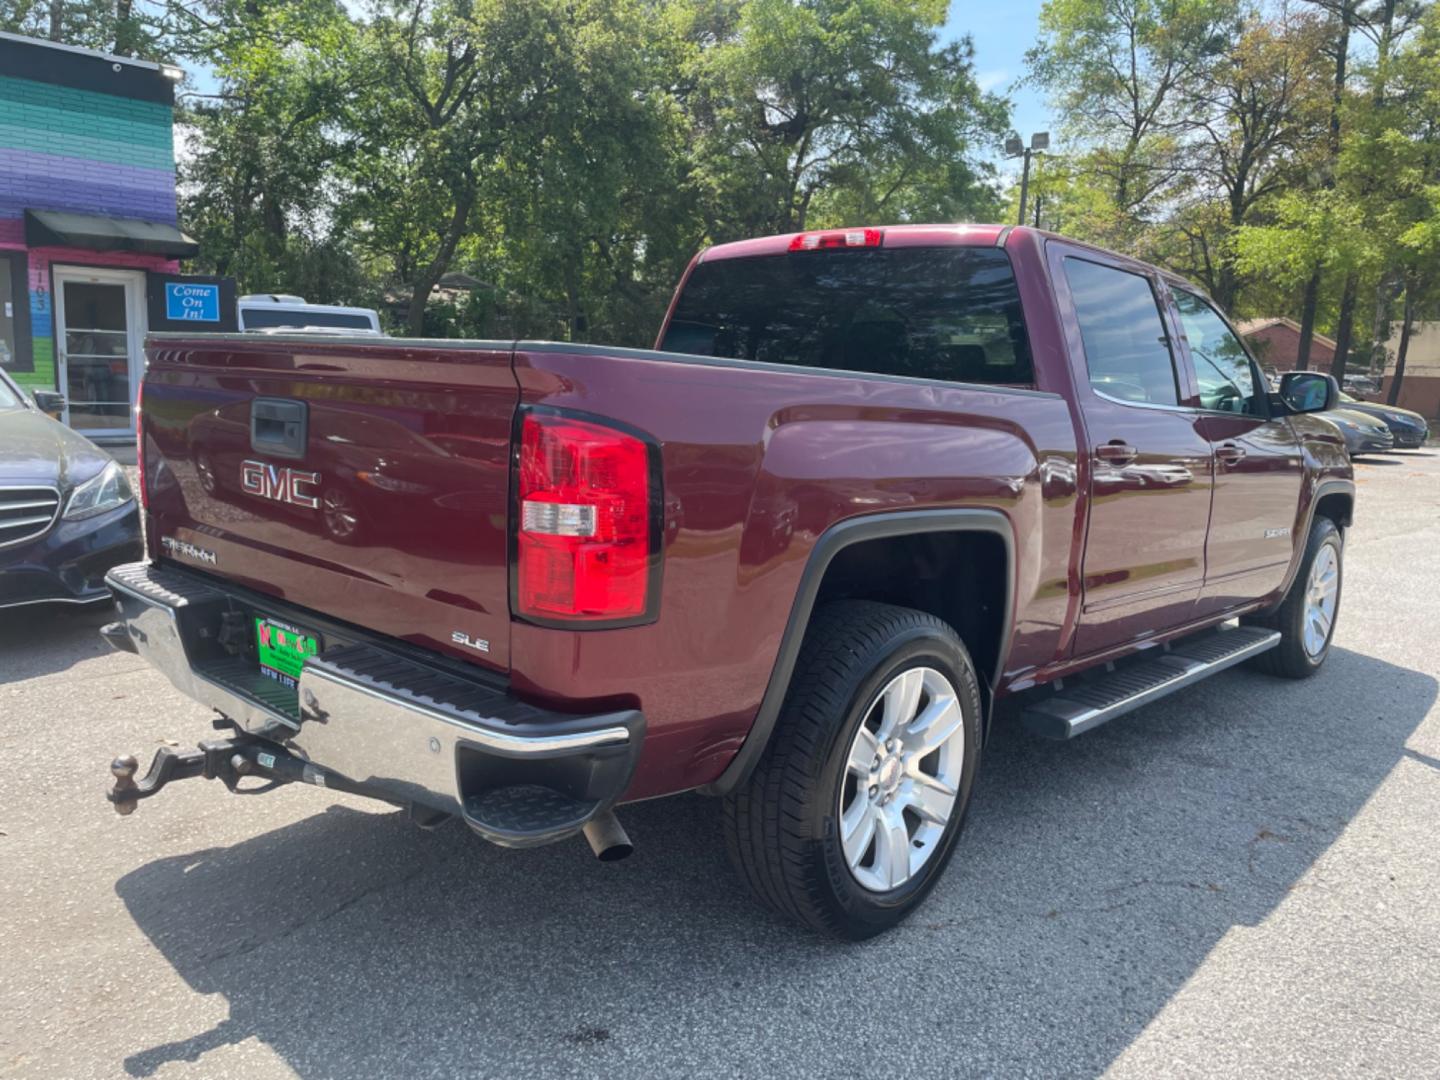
[107,738,287,815]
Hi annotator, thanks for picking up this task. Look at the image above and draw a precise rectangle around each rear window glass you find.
[241,308,375,330]
[661,247,1033,385]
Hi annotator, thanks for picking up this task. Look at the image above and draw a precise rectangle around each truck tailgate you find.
[141,337,517,672]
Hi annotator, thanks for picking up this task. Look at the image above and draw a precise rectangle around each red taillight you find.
[788,228,883,252]
[516,411,656,622]
[135,381,147,510]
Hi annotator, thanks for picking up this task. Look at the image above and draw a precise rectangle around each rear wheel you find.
[722,601,982,939]
[196,452,217,496]
[1244,515,1343,678]
[321,485,362,544]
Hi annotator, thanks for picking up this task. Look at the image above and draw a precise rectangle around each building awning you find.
[24,209,200,258]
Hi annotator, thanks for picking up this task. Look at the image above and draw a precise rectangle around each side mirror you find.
[32,389,66,416]
[1277,371,1337,415]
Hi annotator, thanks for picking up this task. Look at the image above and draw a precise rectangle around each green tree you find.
[1358,5,1440,400]
[681,0,1007,237]
[1165,10,1331,309]
[177,0,366,302]
[1027,0,1240,240]
[347,0,697,339]
[1,0,172,57]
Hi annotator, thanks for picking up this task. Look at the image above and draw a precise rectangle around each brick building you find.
[1236,318,1336,375]
[0,31,198,442]
[1239,315,1440,420]
[1378,322,1440,421]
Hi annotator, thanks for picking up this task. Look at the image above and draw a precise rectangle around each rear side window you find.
[661,247,1033,385]
[1063,257,1180,406]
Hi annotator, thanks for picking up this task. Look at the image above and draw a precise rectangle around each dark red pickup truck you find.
[104,224,1353,937]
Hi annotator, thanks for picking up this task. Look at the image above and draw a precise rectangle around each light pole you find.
[1005,132,1049,226]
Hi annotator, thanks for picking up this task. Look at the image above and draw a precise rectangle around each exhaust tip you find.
[581,810,633,862]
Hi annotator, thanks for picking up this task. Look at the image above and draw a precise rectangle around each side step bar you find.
[1022,626,1281,739]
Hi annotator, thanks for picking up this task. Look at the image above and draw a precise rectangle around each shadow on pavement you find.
[115,646,1436,1078]
[0,603,114,684]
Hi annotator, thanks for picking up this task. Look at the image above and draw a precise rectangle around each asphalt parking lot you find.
[3,451,1439,1079]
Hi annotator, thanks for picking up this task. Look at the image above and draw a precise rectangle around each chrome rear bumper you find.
[103,561,644,846]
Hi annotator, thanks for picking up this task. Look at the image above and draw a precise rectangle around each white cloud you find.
[977,70,1009,93]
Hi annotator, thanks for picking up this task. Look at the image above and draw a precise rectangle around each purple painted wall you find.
[0,48,181,393]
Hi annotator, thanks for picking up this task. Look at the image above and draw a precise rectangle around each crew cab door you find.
[1054,250,1214,657]
[1168,287,1304,614]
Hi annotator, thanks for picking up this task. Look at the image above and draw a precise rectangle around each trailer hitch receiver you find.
[107,738,385,816]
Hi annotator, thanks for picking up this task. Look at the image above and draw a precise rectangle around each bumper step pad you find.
[1022,626,1281,739]
[463,785,601,849]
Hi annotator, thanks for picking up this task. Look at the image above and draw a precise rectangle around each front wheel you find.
[1244,515,1343,678]
[722,601,983,939]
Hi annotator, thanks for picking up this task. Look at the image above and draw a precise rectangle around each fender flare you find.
[1273,477,1356,602]
[702,508,1015,796]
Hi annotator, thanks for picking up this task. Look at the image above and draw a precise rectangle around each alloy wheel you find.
[837,666,966,893]
[1302,542,1339,657]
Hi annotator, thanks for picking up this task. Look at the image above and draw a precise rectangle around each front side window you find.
[1172,290,1262,415]
[661,247,1033,386]
[1063,257,1179,406]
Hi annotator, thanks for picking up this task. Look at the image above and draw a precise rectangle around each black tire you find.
[721,601,983,939]
[1243,515,1343,678]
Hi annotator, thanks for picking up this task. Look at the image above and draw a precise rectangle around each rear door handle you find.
[1216,443,1246,467]
[1095,441,1139,467]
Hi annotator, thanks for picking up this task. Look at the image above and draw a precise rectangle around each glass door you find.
[54,267,146,438]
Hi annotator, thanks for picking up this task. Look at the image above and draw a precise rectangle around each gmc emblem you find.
[241,459,321,509]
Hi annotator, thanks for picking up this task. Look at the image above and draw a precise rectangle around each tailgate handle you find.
[250,398,309,460]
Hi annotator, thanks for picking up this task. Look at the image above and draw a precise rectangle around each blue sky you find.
[942,0,1050,174]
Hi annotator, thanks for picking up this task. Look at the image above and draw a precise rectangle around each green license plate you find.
[255,616,320,690]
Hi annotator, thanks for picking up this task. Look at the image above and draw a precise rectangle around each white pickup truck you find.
[236,294,383,335]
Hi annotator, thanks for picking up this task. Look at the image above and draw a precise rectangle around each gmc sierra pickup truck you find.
[103,224,1353,938]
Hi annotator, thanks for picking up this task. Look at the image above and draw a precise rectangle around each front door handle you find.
[1216,442,1246,467]
[1095,441,1139,467]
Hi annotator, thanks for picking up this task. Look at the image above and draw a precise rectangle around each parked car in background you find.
[1322,407,1395,456]
[1342,374,1381,396]
[0,368,142,611]
[236,294,383,334]
[1333,392,1430,448]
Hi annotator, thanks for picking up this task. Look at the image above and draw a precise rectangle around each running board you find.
[1022,626,1281,740]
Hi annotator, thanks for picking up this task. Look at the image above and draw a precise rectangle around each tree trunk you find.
[563,255,585,343]
[1329,272,1359,381]
[1368,272,1401,378]
[1214,264,1238,312]
[406,186,476,337]
[1296,265,1322,372]
[113,0,134,55]
[1329,6,1351,158]
[1373,0,1398,104]
[1386,284,1415,407]
[48,0,63,40]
